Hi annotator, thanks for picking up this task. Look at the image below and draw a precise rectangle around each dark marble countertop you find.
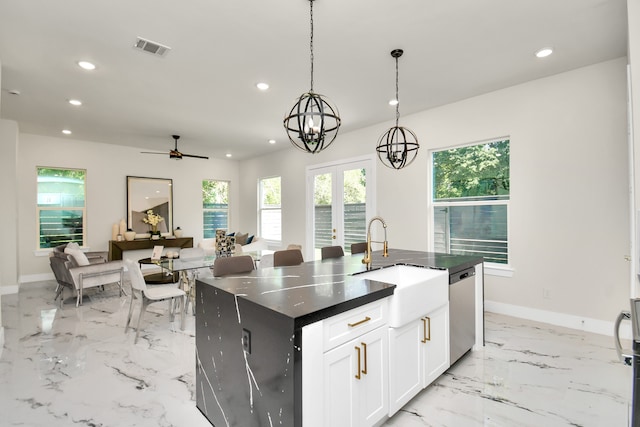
[197,249,483,328]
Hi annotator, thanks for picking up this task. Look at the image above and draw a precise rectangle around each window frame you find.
[429,139,512,274]
[202,179,230,239]
[258,176,282,244]
[36,166,87,250]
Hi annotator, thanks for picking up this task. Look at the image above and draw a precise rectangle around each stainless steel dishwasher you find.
[449,266,476,365]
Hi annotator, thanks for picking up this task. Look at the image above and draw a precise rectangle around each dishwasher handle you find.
[449,267,476,284]
[615,310,633,366]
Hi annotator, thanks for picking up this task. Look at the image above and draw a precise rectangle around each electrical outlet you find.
[242,328,251,354]
[543,288,551,299]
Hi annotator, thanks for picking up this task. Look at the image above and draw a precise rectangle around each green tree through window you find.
[432,139,510,264]
[37,167,86,248]
[433,140,510,200]
[202,180,229,238]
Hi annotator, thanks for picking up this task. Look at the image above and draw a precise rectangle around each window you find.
[37,167,86,249]
[202,180,229,238]
[431,139,510,265]
[259,176,281,241]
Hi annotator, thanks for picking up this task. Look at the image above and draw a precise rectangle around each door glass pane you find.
[260,177,281,241]
[343,168,366,254]
[314,173,332,258]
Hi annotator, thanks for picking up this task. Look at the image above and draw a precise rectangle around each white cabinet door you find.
[323,327,388,427]
[388,321,422,415]
[388,303,450,416]
[422,303,450,386]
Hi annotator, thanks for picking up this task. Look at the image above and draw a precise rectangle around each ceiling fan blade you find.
[181,153,209,159]
[140,151,167,155]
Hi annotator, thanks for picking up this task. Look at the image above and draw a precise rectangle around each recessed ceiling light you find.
[389,99,399,106]
[62,129,72,135]
[77,61,96,70]
[68,99,82,106]
[226,153,232,158]
[268,139,276,144]
[256,82,270,91]
[535,47,553,58]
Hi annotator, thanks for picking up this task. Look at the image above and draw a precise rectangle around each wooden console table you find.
[108,237,194,260]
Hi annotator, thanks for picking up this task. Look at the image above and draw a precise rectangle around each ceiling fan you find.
[141,135,209,160]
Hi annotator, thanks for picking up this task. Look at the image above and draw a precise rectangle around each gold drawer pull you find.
[355,346,362,380]
[421,316,431,343]
[348,316,371,328]
[361,342,368,375]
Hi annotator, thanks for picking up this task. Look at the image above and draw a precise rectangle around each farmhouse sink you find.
[354,265,448,327]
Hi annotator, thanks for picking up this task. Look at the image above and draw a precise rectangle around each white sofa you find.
[198,236,267,256]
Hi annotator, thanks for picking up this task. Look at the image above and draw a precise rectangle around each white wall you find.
[0,117,19,351]
[239,58,630,326]
[17,134,240,281]
[629,0,640,297]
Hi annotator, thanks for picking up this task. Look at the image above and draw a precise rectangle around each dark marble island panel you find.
[194,249,483,426]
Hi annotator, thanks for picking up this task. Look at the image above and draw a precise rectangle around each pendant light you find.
[376,49,419,169]
[284,0,341,154]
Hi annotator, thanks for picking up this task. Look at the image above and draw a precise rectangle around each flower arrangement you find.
[142,209,164,234]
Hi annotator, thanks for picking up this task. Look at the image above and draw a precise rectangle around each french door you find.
[306,157,375,260]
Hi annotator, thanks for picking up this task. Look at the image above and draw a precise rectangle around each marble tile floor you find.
[0,280,632,427]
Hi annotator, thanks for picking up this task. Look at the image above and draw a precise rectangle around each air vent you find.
[133,37,171,57]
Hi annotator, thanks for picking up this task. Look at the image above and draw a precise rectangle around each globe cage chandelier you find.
[284,0,341,154]
[376,49,419,169]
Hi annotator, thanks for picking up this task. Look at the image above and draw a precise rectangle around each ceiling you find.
[0,0,628,161]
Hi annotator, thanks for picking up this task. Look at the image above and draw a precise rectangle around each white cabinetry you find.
[324,326,388,426]
[388,303,450,416]
[302,299,389,427]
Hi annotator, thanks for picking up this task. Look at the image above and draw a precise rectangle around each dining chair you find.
[213,255,255,277]
[321,245,344,260]
[124,259,186,344]
[286,244,302,251]
[273,249,304,267]
[351,242,367,255]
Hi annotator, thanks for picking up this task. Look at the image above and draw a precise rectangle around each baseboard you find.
[485,300,631,340]
[20,273,54,284]
[0,273,55,295]
[0,285,19,295]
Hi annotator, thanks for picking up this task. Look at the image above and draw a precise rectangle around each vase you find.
[150,225,161,240]
[174,228,184,238]
[124,231,136,241]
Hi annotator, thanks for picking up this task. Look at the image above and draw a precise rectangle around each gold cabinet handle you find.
[361,342,368,375]
[355,346,361,380]
[422,317,431,343]
[348,316,371,328]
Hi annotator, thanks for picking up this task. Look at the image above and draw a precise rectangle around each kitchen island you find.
[195,249,483,427]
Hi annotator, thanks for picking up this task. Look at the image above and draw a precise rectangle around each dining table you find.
[158,255,216,315]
